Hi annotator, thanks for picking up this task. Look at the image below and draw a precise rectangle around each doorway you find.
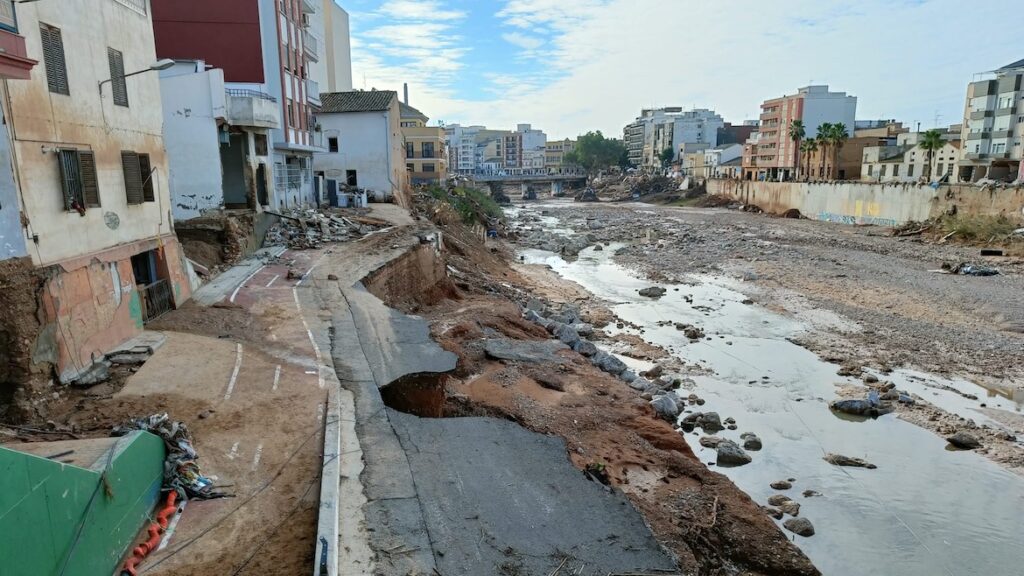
[346,170,358,187]
[256,163,269,206]
[131,250,173,322]
[221,133,248,208]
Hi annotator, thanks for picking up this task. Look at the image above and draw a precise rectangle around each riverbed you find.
[512,206,1024,576]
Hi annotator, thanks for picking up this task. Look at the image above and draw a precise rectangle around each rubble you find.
[264,208,387,250]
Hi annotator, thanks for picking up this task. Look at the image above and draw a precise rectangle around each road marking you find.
[156,500,188,552]
[224,343,243,401]
[293,287,326,389]
[317,403,324,424]
[227,442,239,460]
[273,365,281,391]
[265,274,280,288]
[251,443,263,471]
[229,265,266,303]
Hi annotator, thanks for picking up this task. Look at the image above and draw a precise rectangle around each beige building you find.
[0,0,193,384]
[545,139,576,169]
[957,58,1024,183]
[400,100,447,185]
[862,128,963,183]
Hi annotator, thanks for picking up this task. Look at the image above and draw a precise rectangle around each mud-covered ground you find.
[513,200,1024,472]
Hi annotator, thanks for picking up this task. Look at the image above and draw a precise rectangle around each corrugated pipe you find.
[120,490,179,576]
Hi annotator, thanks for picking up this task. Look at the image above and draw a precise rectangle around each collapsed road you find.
[508,199,1024,576]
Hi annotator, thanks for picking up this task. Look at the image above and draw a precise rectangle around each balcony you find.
[305,77,320,106]
[0,1,37,81]
[969,110,993,120]
[966,131,991,141]
[300,0,316,13]
[225,89,280,129]
[995,105,1017,117]
[302,29,319,62]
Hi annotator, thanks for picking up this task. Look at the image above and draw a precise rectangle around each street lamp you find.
[98,58,175,96]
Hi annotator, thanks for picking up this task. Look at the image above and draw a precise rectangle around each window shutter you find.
[79,151,100,207]
[139,153,154,202]
[57,149,82,210]
[108,48,128,107]
[121,151,143,205]
[40,24,69,95]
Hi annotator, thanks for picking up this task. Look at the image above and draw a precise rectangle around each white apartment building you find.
[703,144,743,178]
[958,58,1024,183]
[624,107,724,168]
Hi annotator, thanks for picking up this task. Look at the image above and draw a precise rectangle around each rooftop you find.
[320,90,397,113]
[400,101,429,122]
[998,58,1024,71]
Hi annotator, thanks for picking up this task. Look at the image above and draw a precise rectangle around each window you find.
[423,163,435,173]
[867,165,873,176]
[254,134,268,156]
[881,165,887,177]
[57,149,100,210]
[40,24,69,95]
[121,151,154,204]
[908,164,915,177]
[406,142,414,157]
[287,99,295,127]
[406,163,414,172]
[893,165,900,177]
[345,170,357,186]
[328,137,338,153]
[107,48,128,107]
[423,142,435,158]
[937,163,944,175]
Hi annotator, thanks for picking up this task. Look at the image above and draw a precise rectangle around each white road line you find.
[317,403,324,424]
[156,500,188,552]
[273,365,281,391]
[293,287,326,389]
[227,442,239,460]
[224,343,243,401]
[251,444,263,471]
[229,265,266,303]
[265,274,280,288]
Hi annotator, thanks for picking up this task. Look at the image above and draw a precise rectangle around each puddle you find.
[516,225,1024,576]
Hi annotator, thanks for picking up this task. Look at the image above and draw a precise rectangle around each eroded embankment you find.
[358,228,818,576]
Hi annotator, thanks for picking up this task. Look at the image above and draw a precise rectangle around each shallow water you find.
[518,240,1024,576]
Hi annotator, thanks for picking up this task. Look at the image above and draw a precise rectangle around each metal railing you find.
[302,29,319,59]
[111,0,147,15]
[275,165,312,190]
[305,78,320,101]
[226,88,278,102]
[140,279,173,323]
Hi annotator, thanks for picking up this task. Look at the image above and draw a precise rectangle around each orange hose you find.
[120,491,179,576]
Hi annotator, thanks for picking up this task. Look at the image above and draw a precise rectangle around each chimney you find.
[403,83,409,105]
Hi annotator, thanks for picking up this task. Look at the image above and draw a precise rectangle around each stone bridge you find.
[468,170,588,197]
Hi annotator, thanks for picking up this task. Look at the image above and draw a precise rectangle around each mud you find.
[0,256,48,423]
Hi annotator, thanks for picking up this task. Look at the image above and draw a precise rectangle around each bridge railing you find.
[468,169,588,180]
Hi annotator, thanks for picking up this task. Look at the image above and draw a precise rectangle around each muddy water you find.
[517,242,1024,576]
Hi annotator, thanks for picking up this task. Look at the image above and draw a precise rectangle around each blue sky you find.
[343,0,1024,140]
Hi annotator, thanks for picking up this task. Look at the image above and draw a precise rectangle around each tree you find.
[570,131,628,175]
[659,147,675,167]
[815,123,833,180]
[800,139,818,182]
[920,129,944,182]
[788,120,805,180]
[828,123,849,180]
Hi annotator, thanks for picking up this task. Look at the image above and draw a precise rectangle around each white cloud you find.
[355,0,1024,140]
[502,31,544,51]
[377,0,466,21]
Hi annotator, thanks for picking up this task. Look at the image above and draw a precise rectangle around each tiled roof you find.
[319,90,397,113]
[999,58,1024,70]
[400,101,429,121]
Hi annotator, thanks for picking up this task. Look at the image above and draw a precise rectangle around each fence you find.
[139,279,173,323]
[226,88,277,102]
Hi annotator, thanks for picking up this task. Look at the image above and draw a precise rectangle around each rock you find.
[523,309,546,324]
[802,490,822,498]
[650,395,680,422]
[71,361,111,387]
[724,417,736,425]
[767,494,792,507]
[779,501,801,517]
[591,351,628,375]
[198,409,214,420]
[552,324,581,346]
[546,321,566,335]
[571,323,595,337]
[643,364,665,379]
[327,273,339,281]
[829,399,874,415]
[593,244,603,251]
[638,286,667,298]
[770,480,792,490]
[716,440,752,467]
[764,506,784,520]
[526,298,546,312]
[741,433,762,451]
[863,373,879,384]
[618,370,638,383]
[824,453,877,469]
[783,517,815,537]
[946,431,982,450]
[629,377,651,391]
[699,436,724,448]
[698,412,724,433]
[995,431,1017,442]
[571,340,598,357]
[484,339,569,364]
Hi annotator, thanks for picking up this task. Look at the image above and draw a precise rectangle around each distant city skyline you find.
[344,0,1023,139]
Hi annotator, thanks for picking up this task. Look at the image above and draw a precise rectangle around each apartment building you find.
[315,0,353,92]
[0,0,193,385]
[314,90,409,206]
[545,139,577,170]
[744,85,856,181]
[623,107,723,168]
[957,58,1024,183]
[400,98,447,186]
[863,125,962,183]
[501,123,546,170]
[152,0,351,208]
[702,144,743,178]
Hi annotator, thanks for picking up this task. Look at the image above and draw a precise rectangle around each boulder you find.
[523,309,547,325]
[699,436,725,448]
[571,339,599,357]
[484,339,569,364]
[629,377,651,391]
[591,351,628,375]
[763,507,784,520]
[802,490,822,498]
[697,412,724,433]
[618,370,638,383]
[946,431,982,450]
[824,453,877,469]
[783,517,815,537]
[779,501,801,517]
[770,480,792,490]
[716,440,752,467]
[767,495,792,507]
[741,432,763,451]
[525,298,546,313]
[650,395,680,422]
[638,286,667,298]
[552,324,581,346]
[572,323,595,337]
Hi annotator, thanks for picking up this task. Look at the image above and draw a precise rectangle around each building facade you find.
[0,0,192,384]
[862,126,962,183]
[745,85,857,181]
[400,100,446,186]
[957,59,1024,183]
[314,90,410,206]
[152,0,351,208]
[702,144,743,178]
[545,139,577,170]
[623,107,723,168]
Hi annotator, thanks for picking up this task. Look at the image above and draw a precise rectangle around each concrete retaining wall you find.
[708,179,1024,226]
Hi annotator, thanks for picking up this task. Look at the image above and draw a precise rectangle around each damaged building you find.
[0,0,192,409]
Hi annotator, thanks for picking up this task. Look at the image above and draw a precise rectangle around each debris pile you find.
[575,187,599,202]
[264,209,387,249]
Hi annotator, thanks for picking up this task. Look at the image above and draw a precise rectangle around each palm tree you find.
[801,139,818,181]
[788,120,805,180]
[919,129,944,182]
[815,123,833,180]
[828,123,849,180]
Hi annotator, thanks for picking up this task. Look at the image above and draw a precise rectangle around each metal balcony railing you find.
[302,29,319,61]
[305,78,320,102]
[112,0,147,15]
[226,88,277,102]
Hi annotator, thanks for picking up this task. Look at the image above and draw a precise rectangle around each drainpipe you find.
[383,112,398,202]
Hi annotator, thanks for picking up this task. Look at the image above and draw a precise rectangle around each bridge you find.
[465,170,588,197]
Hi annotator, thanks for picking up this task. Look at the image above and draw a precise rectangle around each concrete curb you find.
[314,387,341,576]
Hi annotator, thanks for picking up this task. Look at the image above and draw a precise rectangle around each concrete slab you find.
[389,411,679,576]
[191,246,287,306]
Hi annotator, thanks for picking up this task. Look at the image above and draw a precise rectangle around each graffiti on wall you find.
[817,212,899,227]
